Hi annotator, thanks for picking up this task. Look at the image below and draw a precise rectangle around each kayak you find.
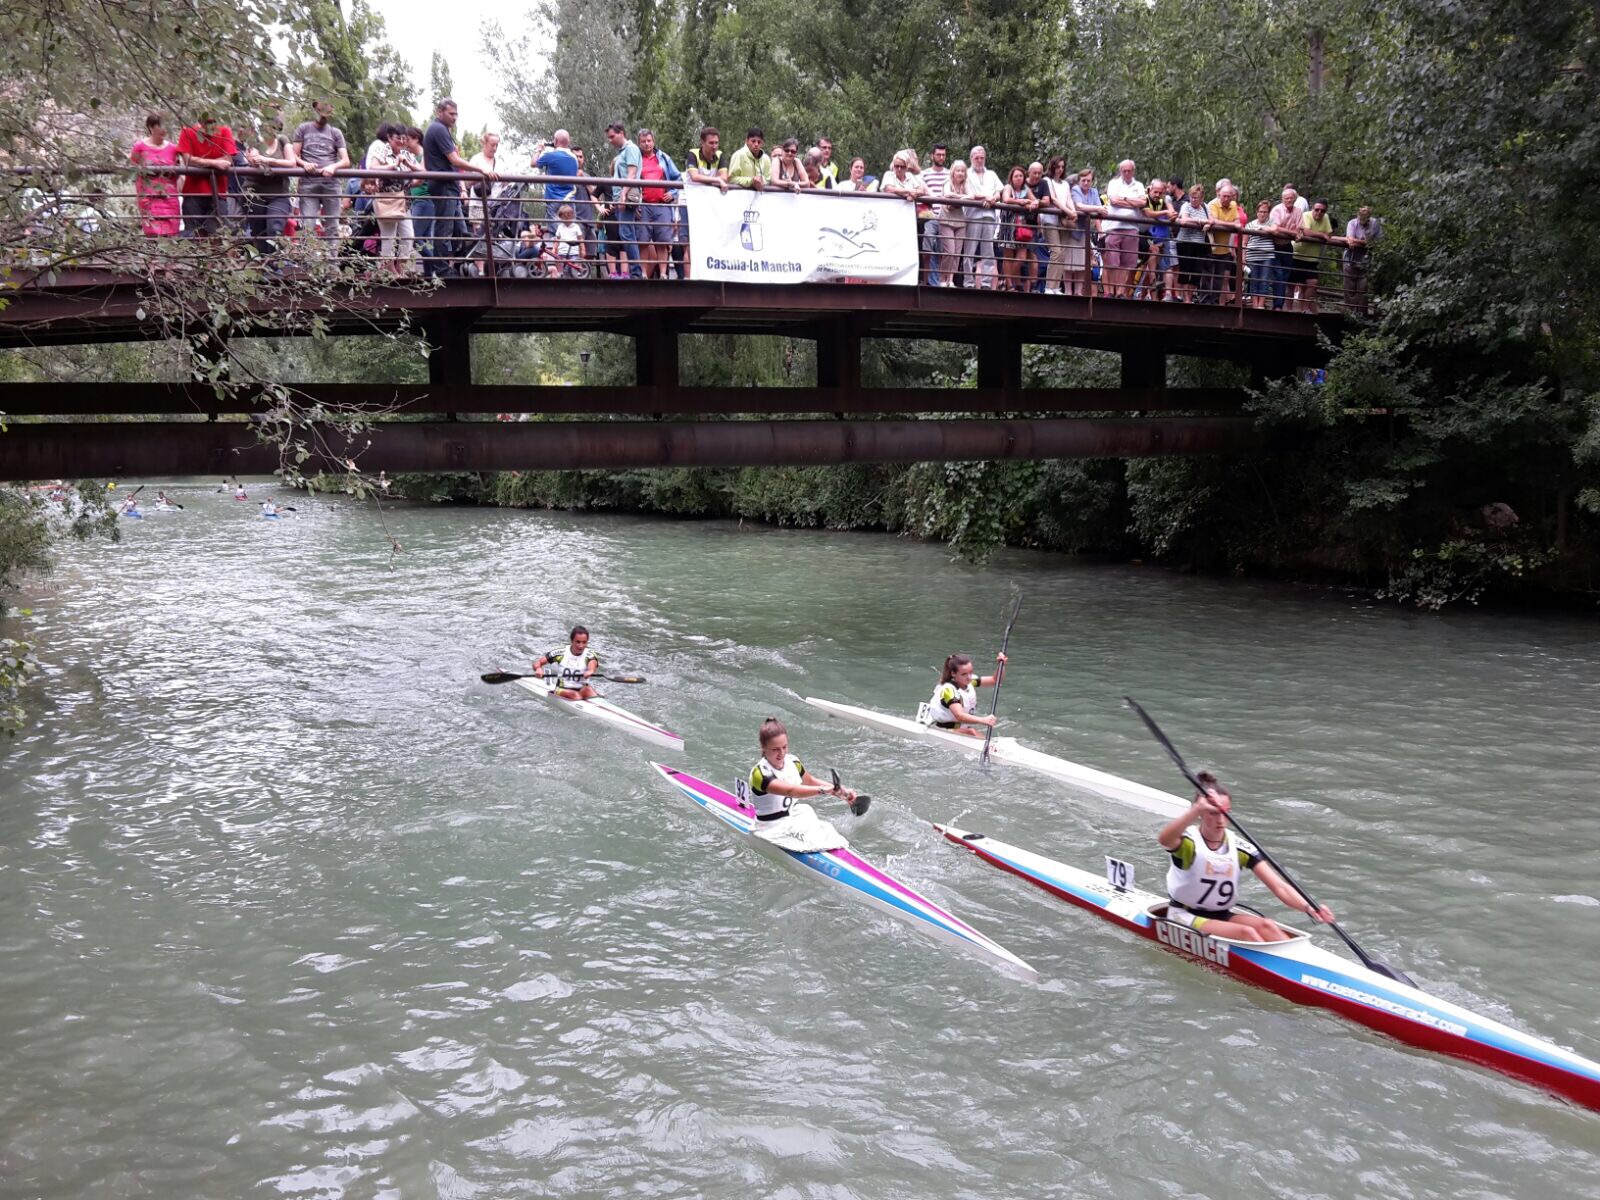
[935,822,1600,1112]
[120,509,143,519]
[513,676,683,753]
[651,763,1035,978]
[806,697,1187,820]
[155,503,181,513]
[261,512,281,520]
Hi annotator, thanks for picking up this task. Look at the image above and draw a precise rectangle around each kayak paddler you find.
[260,498,279,517]
[1157,771,1335,943]
[234,484,249,500]
[928,651,1008,738]
[534,626,600,699]
[748,717,857,822]
[121,496,142,516]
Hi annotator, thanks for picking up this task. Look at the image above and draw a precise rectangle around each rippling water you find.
[2,487,1597,1199]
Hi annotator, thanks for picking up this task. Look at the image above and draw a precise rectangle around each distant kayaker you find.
[260,498,278,516]
[234,484,248,501]
[747,716,856,821]
[1157,771,1335,943]
[534,626,600,699]
[927,651,1008,737]
[121,497,142,516]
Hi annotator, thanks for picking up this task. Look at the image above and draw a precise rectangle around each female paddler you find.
[928,651,1008,737]
[1157,771,1335,943]
[748,717,857,823]
[533,625,600,699]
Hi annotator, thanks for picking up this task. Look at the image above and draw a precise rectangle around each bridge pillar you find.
[815,317,861,401]
[634,318,680,392]
[1120,340,1166,390]
[976,330,1022,394]
[426,320,473,390]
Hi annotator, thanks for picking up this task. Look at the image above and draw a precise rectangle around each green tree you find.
[431,51,456,109]
[303,0,417,148]
[486,0,640,155]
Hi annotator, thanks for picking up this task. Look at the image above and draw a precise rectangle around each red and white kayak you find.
[651,763,1035,978]
[514,677,683,753]
[935,822,1600,1111]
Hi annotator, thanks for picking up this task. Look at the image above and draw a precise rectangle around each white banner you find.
[683,184,920,285]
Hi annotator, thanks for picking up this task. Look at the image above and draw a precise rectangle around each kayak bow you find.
[651,763,1035,978]
[935,822,1600,1112]
[515,676,684,753]
[807,697,1187,819]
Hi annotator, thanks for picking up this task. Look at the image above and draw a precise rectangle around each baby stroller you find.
[484,182,530,241]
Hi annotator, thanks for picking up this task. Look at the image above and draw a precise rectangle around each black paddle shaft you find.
[981,594,1023,766]
[1123,696,1417,989]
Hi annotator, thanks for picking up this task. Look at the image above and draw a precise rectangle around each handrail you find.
[2,164,1355,242]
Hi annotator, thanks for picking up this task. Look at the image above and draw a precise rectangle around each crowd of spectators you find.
[121,100,1381,312]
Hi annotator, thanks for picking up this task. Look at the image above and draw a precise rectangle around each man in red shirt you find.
[176,113,237,237]
[635,128,680,280]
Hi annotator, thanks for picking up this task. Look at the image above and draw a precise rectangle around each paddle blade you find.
[1369,960,1418,988]
[480,671,527,684]
[850,795,872,816]
[604,674,646,684]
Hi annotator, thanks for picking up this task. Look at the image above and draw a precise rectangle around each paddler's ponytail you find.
[940,653,973,685]
[1195,770,1229,801]
[758,716,787,748]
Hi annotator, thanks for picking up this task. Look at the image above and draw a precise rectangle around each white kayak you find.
[805,697,1187,820]
[514,676,683,753]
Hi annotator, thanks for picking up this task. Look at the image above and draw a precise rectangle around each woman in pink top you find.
[129,113,181,237]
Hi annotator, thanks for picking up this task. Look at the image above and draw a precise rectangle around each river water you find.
[2,486,1596,1199]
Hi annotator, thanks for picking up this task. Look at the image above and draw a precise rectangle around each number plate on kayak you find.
[915,702,934,727]
[733,778,752,809]
[1105,856,1134,891]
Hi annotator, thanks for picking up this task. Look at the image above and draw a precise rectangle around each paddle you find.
[480,670,648,685]
[1123,696,1417,988]
[980,593,1023,766]
[828,768,872,817]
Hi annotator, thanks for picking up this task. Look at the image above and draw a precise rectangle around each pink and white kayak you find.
[651,763,1035,978]
[514,677,683,752]
[936,822,1600,1112]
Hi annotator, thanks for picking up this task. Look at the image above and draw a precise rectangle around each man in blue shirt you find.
[604,121,642,279]
[420,98,494,276]
[532,129,579,224]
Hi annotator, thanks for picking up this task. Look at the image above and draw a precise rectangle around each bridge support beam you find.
[976,330,1022,392]
[1121,339,1166,390]
[634,319,680,390]
[815,317,862,393]
[0,418,1257,481]
[426,320,473,386]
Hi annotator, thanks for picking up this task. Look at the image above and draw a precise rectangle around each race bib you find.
[1105,856,1135,891]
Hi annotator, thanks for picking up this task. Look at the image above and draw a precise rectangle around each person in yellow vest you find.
[1205,180,1246,305]
[816,137,840,186]
[927,651,1008,738]
[1291,198,1335,313]
[1157,772,1335,942]
[533,626,600,699]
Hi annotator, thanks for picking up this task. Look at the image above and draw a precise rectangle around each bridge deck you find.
[0,274,1335,362]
